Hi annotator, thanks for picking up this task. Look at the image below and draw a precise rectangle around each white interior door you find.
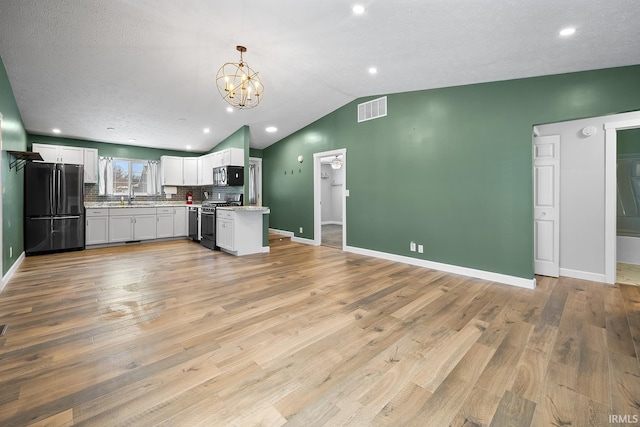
[534,134,560,277]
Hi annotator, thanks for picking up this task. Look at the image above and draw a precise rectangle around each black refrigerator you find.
[24,162,85,255]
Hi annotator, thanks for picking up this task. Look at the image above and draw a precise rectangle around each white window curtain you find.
[99,157,113,195]
[146,160,160,195]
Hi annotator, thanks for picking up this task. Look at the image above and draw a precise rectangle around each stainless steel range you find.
[200,200,241,250]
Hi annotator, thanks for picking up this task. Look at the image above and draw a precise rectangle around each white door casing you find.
[604,116,640,284]
[313,148,346,247]
[533,135,560,277]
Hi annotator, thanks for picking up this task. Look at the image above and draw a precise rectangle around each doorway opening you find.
[248,157,262,206]
[605,118,640,284]
[313,149,346,249]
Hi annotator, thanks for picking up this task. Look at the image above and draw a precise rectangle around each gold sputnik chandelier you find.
[216,45,264,109]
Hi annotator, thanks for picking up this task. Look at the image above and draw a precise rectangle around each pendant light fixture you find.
[216,46,264,109]
[331,155,342,170]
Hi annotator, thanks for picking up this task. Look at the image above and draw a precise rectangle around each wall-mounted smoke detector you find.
[582,126,597,137]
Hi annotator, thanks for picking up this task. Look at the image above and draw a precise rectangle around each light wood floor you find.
[0,240,638,426]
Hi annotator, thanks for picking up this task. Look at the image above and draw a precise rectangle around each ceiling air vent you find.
[357,96,387,123]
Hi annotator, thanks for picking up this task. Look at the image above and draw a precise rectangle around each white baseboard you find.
[269,228,317,246]
[1,251,25,293]
[269,228,293,237]
[559,268,606,283]
[268,229,536,289]
[262,246,270,253]
[345,245,536,289]
[292,236,316,245]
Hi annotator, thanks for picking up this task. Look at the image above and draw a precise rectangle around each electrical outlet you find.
[410,241,416,252]
[299,227,303,233]
[418,244,424,254]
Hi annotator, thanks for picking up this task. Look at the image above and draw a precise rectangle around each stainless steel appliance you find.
[200,200,241,250]
[188,206,201,241]
[24,162,85,255]
[213,166,244,187]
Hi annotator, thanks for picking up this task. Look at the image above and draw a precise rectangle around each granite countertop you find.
[85,202,199,208]
[216,206,270,213]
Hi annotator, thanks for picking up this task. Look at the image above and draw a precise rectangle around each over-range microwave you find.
[213,166,244,187]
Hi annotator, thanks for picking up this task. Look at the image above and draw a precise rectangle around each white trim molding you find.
[345,246,536,289]
[1,251,25,293]
[603,114,640,284]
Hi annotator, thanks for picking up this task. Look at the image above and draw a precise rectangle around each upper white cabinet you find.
[83,148,99,183]
[183,157,199,185]
[161,156,183,185]
[198,153,216,185]
[32,143,84,165]
[161,156,199,186]
[222,148,244,167]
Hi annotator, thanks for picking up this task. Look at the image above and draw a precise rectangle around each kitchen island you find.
[216,206,270,256]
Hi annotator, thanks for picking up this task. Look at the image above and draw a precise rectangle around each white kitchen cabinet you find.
[183,157,199,185]
[217,148,244,167]
[108,215,134,242]
[134,214,157,240]
[108,207,157,242]
[228,148,245,166]
[161,155,183,185]
[161,155,199,185]
[156,207,174,238]
[32,143,84,164]
[216,207,268,256]
[173,207,187,237]
[83,148,99,183]
[198,153,216,185]
[86,209,109,245]
[216,211,235,251]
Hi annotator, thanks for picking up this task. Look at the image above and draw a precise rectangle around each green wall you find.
[618,128,640,155]
[1,55,28,276]
[263,65,640,280]
[29,135,197,159]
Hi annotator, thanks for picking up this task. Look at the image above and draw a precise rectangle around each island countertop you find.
[216,206,270,213]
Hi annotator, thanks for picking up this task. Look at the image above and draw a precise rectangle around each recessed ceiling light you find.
[353,4,365,14]
[368,67,378,74]
[186,145,192,150]
[266,126,277,133]
[107,127,115,131]
[226,107,233,113]
[128,138,136,143]
[559,27,576,36]
[52,128,61,134]
[203,128,210,134]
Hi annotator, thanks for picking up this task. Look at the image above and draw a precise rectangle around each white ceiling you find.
[0,1,638,153]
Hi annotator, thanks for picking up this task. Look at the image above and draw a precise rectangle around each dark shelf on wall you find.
[7,150,43,172]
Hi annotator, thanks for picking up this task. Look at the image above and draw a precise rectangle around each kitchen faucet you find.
[128,187,135,205]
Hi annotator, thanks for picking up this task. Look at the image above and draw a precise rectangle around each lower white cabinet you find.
[108,208,157,243]
[86,209,109,245]
[156,208,174,238]
[216,207,267,256]
[216,211,235,251]
[173,207,187,237]
[109,215,134,242]
[134,214,157,240]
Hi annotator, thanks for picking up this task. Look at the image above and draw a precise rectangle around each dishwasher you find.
[188,206,201,241]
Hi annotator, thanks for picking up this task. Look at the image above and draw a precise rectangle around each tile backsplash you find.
[84,184,243,204]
